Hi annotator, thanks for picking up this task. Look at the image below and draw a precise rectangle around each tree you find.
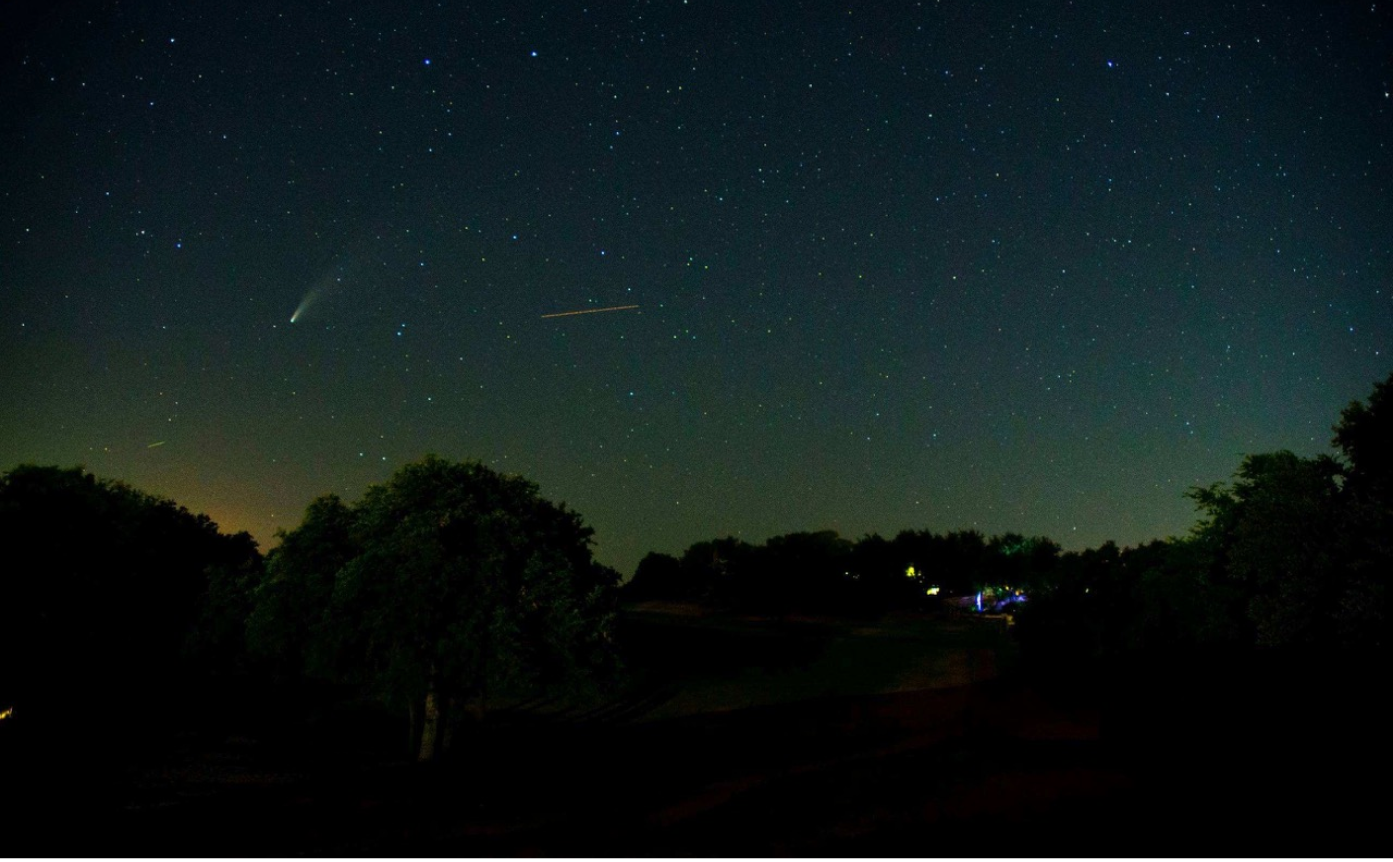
[1331,371,1392,646]
[891,528,988,597]
[249,456,619,760]
[1334,371,1393,504]
[247,494,357,680]
[679,536,757,607]
[759,530,854,614]
[848,532,920,613]
[184,529,266,675]
[0,464,260,754]
[1188,451,1348,647]
[622,551,683,601]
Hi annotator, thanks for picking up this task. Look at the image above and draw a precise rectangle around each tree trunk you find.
[418,686,441,761]
[406,700,422,760]
[441,697,459,754]
[465,694,486,726]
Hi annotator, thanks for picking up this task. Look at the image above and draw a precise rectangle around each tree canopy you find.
[621,372,1391,656]
[1016,371,1392,658]
[0,464,260,748]
[249,455,620,760]
[620,526,1060,616]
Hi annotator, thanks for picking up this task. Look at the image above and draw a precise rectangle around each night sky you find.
[2,0,1390,576]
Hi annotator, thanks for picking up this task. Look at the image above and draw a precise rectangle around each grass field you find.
[497,603,1016,726]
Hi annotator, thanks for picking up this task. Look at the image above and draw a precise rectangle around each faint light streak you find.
[540,304,639,319]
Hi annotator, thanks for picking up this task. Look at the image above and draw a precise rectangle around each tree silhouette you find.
[1189,451,1349,647]
[249,456,619,760]
[623,551,683,601]
[1331,370,1392,646]
[0,464,260,755]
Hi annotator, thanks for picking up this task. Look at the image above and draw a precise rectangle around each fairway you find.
[498,604,1018,726]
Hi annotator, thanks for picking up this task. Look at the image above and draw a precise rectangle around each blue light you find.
[423,58,431,66]
[976,591,982,612]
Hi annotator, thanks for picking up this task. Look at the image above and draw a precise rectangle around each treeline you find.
[0,466,262,771]
[244,458,620,761]
[627,373,1392,657]
[1015,373,1390,659]
[1,373,1387,769]
[623,529,1059,616]
[0,457,620,765]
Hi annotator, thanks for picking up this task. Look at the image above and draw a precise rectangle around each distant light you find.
[0,706,12,721]
[905,565,917,579]
[976,592,982,612]
[530,50,538,57]
[925,586,940,596]
[424,58,431,65]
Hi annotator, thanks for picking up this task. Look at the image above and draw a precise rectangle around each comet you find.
[290,290,318,323]
[540,304,639,319]
[290,258,356,323]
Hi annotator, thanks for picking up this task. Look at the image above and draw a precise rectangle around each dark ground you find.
[3,610,1387,856]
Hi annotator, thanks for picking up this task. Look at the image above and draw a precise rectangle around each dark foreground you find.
[3,613,1387,856]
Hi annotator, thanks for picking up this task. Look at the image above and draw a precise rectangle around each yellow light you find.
[0,707,12,721]
[905,565,917,578]
[925,586,940,596]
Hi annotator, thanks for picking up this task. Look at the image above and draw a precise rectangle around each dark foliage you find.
[622,551,683,601]
[623,526,1060,618]
[0,464,261,753]
[1016,371,1391,660]
[624,373,1390,658]
[247,455,621,760]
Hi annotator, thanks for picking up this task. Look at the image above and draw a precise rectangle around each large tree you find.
[247,493,357,681]
[622,551,683,601]
[0,464,261,752]
[1182,369,1393,651]
[1334,371,1393,504]
[1188,451,1349,647]
[250,456,619,760]
[1330,371,1392,646]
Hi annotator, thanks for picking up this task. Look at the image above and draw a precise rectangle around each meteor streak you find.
[540,304,639,319]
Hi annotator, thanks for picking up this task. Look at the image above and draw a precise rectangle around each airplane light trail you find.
[540,304,639,319]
